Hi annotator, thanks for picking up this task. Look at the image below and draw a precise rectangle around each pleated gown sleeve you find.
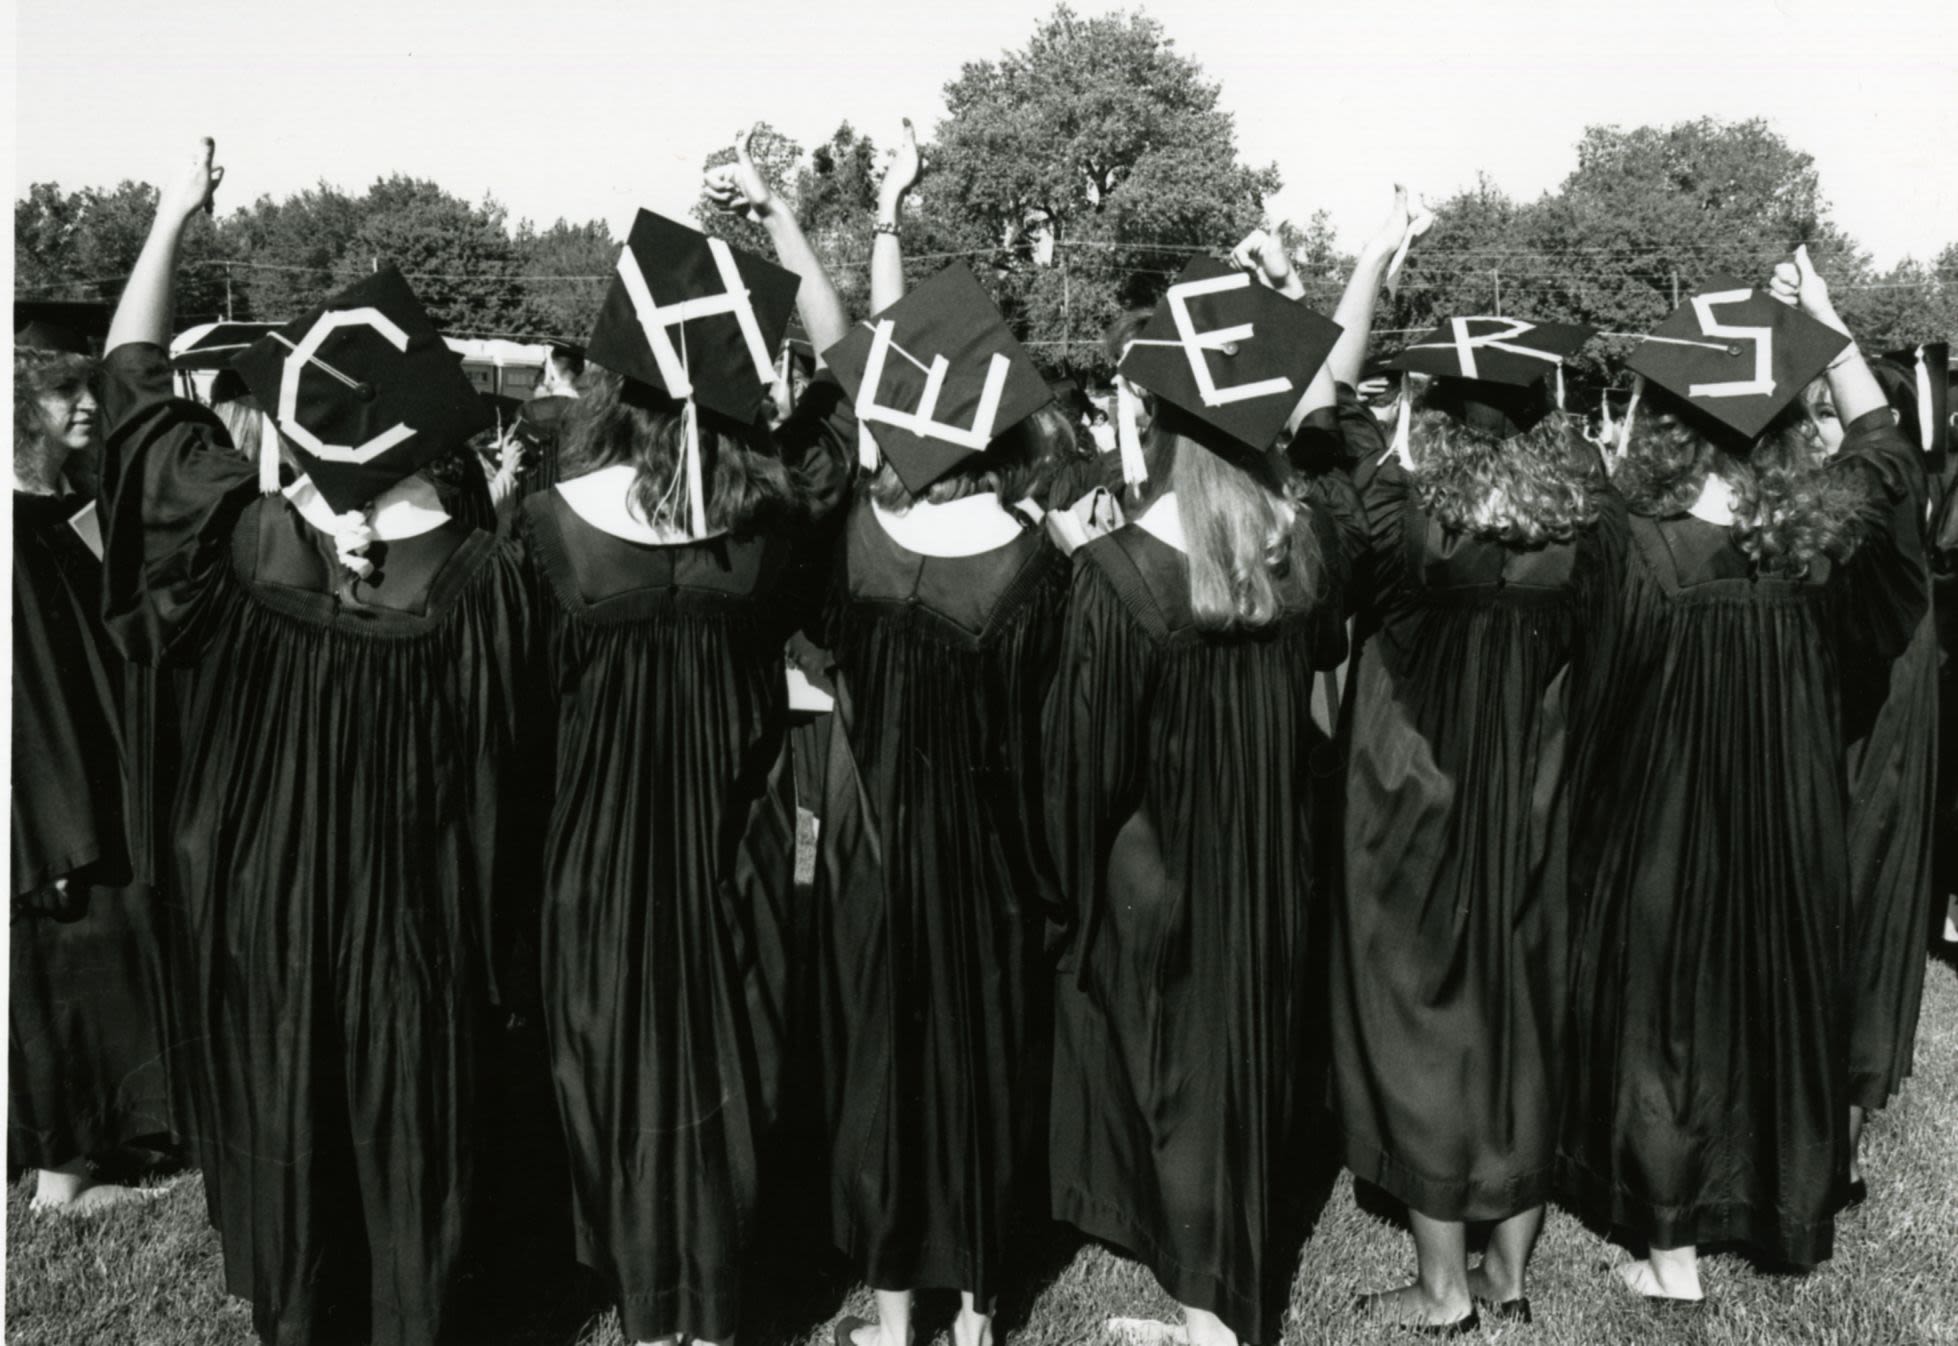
[1042,554,1156,981]
[94,343,260,668]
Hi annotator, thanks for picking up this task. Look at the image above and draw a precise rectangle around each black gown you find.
[1332,428,1624,1223]
[526,383,852,1345]
[96,343,530,1346]
[1045,500,1359,1345]
[1559,409,1928,1267]
[815,501,1069,1301]
[1842,588,1939,1112]
[10,490,172,1170]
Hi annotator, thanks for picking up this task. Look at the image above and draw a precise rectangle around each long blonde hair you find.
[1145,401,1325,630]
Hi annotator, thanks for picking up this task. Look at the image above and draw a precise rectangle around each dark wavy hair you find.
[14,349,95,480]
[1140,399,1327,631]
[1615,384,1880,576]
[866,403,1075,511]
[1405,382,1601,545]
[559,368,826,535]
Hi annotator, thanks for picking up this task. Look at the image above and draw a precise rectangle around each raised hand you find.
[1229,229,1302,298]
[160,137,224,222]
[703,123,776,222]
[878,117,924,216]
[1769,245,1846,334]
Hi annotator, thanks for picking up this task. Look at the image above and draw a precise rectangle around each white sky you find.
[11,0,1958,268]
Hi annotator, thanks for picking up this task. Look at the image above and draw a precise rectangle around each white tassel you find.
[258,413,282,494]
[1915,346,1935,454]
[858,424,880,472]
[682,398,707,538]
[1617,374,1644,461]
[1391,386,1413,468]
[1116,377,1148,488]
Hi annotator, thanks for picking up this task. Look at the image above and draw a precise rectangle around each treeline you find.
[16,6,1955,380]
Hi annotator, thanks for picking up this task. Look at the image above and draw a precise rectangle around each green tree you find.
[221,182,366,320]
[921,3,1280,378]
[513,216,616,341]
[330,177,525,333]
[15,179,232,324]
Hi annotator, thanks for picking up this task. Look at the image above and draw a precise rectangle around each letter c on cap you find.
[278,308,418,463]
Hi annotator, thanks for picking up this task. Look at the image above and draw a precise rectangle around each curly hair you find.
[13,349,95,481]
[559,368,827,536]
[1405,395,1602,546]
[865,403,1075,512]
[1615,386,1881,577]
[1141,400,1327,631]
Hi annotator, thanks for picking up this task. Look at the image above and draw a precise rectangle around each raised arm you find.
[106,138,224,354]
[1768,244,1884,426]
[1326,185,1430,390]
[703,123,849,362]
[869,118,922,315]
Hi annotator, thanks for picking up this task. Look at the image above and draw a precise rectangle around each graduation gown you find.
[526,381,852,1345]
[1559,409,1929,1267]
[96,343,529,1346]
[10,490,172,1169]
[1332,437,1624,1223]
[816,501,1069,1300]
[1843,585,1939,1112]
[1045,503,1359,1345]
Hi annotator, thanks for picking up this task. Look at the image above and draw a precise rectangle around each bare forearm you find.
[760,209,848,363]
[107,211,189,355]
[869,225,905,314]
[1327,242,1394,389]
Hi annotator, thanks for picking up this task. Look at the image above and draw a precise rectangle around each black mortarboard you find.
[1878,342,1950,469]
[586,209,800,426]
[1387,315,1595,436]
[1625,275,1848,441]
[1116,255,1342,456]
[172,321,280,370]
[231,265,494,513]
[823,263,1052,492]
[14,300,110,355]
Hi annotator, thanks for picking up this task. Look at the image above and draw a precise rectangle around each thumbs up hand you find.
[704,123,777,222]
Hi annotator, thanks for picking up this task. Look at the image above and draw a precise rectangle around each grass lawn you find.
[8,953,1956,1346]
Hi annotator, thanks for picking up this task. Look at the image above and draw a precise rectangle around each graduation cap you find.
[823,263,1052,493]
[585,209,800,531]
[171,321,280,370]
[15,299,110,355]
[1877,342,1949,470]
[1387,315,1596,437]
[1624,274,1849,441]
[1115,255,1342,480]
[231,265,494,513]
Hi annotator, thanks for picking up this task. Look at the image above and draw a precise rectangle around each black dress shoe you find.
[834,1316,872,1346]
[1844,1177,1869,1209]
[1476,1295,1532,1323]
